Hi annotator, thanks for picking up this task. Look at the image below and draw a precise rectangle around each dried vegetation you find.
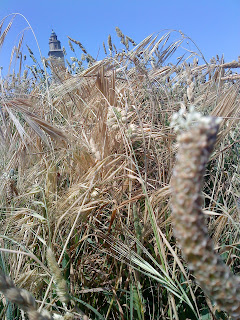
[0,17,240,319]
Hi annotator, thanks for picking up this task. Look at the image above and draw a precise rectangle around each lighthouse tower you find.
[48,30,65,67]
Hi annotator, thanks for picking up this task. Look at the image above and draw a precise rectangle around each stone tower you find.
[48,30,65,67]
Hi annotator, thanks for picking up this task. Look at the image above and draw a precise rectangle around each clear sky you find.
[0,0,239,74]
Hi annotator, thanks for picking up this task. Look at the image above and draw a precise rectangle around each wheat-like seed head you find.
[0,272,52,320]
[46,247,70,305]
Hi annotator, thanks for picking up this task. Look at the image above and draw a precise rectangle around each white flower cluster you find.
[107,106,127,130]
[107,106,138,138]
[170,105,221,132]
[127,123,138,138]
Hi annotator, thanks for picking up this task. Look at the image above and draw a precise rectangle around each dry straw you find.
[1,20,240,317]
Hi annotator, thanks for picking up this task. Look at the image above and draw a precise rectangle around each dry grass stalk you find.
[0,15,15,49]
[221,75,240,80]
[220,61,240,69]
[1,27,240,318]
[171,116,240,319]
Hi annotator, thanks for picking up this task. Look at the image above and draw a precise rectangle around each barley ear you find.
[0,272,52,320]
[47,247,70,305]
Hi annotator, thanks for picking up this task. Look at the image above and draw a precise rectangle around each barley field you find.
[0,17,240,320]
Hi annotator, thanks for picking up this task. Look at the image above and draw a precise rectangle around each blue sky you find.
[0,0,239,74]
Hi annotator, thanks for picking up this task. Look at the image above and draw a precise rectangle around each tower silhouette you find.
[48,30,65,67]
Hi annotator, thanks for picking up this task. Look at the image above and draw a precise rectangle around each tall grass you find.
[0,15,240,319]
